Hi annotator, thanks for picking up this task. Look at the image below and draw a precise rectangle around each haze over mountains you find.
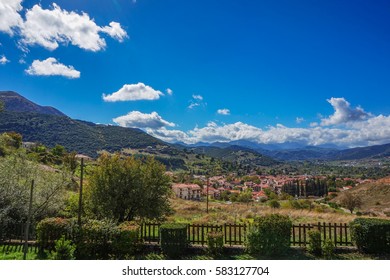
[1,91,390,162]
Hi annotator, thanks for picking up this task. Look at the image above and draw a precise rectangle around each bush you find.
[268,200,280,209]
[206,231,224,256]
[52,236,76,260]
[36,218,75,251]
[350,218,390,254]
[322,239,335,259]
[246,214,292,256]
[160,223,187,258]
[77,219,118,260]
[112,222,140,259]
[307,230,322,256]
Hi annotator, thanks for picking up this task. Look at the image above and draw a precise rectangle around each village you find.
[171,173,373,202]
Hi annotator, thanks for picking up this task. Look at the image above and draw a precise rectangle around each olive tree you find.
[88,153,172,223]
[0,152,71,225]
[340,191,362,214]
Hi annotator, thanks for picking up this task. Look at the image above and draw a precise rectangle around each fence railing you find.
[291,222,352,247]
[1,222,354,248]
[141,222,352,247]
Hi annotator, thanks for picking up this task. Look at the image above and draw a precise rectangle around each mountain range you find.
[1,91,390,162]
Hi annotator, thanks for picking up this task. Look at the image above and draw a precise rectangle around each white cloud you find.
[320,97,371,126]
[146,127,191,143]
[113,111,175,129]
[192,94,203,101]
[103,83,164,102]
[188,102,200,109]
[188,94,206,110]
[217,109,230,115]
[296,117,304,124]
[2,2,127,52]
[0,55,10,65]
[101,22,128,42]
[145,98,390,147]
[25,57,80,78]
[0,0,23,35]
[166,88,173,95]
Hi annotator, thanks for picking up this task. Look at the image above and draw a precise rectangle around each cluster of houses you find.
[171,174,372,202]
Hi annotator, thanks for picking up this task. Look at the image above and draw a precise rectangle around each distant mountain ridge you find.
[0,91,66,116]
[185,140,390,161]
[2,91,390,162]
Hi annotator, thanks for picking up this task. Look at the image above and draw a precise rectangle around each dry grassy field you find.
[167,198,357,225]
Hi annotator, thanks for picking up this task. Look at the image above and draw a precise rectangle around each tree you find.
[52,144,66,157]
[237,189,253,204]
[268,199,281,209]
[88,153,172,222]
[340,191,362,213]
[0,151,71,225]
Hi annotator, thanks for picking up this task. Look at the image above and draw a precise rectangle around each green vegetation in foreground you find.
[0,245,38,260]
[0,245,382,260]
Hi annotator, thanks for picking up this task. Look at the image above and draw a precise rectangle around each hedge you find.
[206,231,224,256]
[36,218,76,251]
[246,214,292,256]
[350,218,390,254]
[112,221,140,259]
[160,223,187,258]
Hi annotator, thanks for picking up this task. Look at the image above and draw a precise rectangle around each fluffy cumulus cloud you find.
[0,55,10,65]
[20,3,127,51]
[320,97,371,126]
[0,2,127,52]
[103,83,164,102]
[143,97,390,148]
[113,111,175,129]
[217,108,230,115]
[146,127,191,143]
[25,57,80,78]
[0,0,23,35]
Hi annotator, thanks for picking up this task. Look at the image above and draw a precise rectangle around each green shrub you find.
[350,218,390,254]
[77,219,118,260]
[246,214,292,256]
[322,239,335,259]
[112,222,140,259]
[307,230,322,256]
[268,200,280,209]
[160,223,187,259]
[52,236,76,260]
[36,218,75,251]
[206,231,224,256]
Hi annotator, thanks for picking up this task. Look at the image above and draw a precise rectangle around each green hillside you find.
[0,111,166,157]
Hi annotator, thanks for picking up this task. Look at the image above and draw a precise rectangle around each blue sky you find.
[1,0,390,147]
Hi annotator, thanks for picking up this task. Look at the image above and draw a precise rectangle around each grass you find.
[137,246,382,260]
[168,198,357,225]
[0,245,39,260]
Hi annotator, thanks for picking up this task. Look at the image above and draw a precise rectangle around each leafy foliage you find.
[88,153,172,222]
[206,231,224,256]
[52,235,76,260]
[340,192,362,213]
[350,218,390,254]
[322,239,335,259]
[77,219,118,260]
[160,223,188,258]
[307,230,322,256]
[36,218,75,251]
[0,152,71,227]
[112,221,140,258]
[246,214,292,256]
